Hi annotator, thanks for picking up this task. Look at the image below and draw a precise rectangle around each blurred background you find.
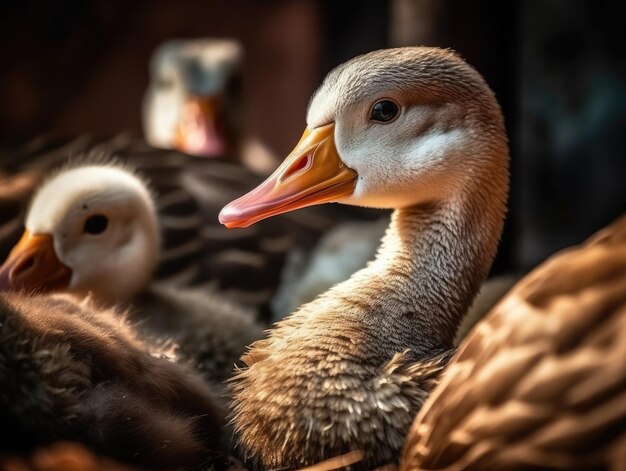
[1,0,625,274]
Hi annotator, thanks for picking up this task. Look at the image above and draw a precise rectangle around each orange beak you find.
[174,95,227,157]
[219,123,357,228]
[0,231,72,292]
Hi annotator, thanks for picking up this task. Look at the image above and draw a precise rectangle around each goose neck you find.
[365,194,503,346]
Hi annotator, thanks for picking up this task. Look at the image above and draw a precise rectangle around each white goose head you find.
[0,164,159,303]
[143,38,243,158]
[220,47,507,227]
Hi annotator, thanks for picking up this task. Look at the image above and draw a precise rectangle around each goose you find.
[143,38,277,175]
[0,291,227,469]
[0,160,262,383]
[218,46,509,468]
[398,213,626,471]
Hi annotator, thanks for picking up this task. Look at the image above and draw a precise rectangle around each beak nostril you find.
[282,154,311,181]
[11,255,35,280]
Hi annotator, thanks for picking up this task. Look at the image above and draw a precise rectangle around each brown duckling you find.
[399,213,626,471]
[218,47,509,468]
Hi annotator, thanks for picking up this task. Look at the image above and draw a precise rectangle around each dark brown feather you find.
[0,292,228,469]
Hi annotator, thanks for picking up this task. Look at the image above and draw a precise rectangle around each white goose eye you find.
[83,214,108,235]
[370,100,399,123]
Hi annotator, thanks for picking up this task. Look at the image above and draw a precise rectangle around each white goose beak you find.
[219,123,357,228]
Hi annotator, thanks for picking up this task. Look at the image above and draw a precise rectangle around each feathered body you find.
[133,284,262,383]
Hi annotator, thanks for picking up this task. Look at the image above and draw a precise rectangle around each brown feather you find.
[399,214,626,471]
[0,292,228,469]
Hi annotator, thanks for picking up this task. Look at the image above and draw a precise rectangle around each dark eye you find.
[371,100,399,122]
[84,215,108,235]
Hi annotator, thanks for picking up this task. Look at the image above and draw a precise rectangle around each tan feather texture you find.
[399,214,626,471]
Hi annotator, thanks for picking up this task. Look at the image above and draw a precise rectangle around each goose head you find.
[0,164,159,303]
[143,39,244,158]
[220,47,508,227]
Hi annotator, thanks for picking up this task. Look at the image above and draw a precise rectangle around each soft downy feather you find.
[0,292,230,469]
